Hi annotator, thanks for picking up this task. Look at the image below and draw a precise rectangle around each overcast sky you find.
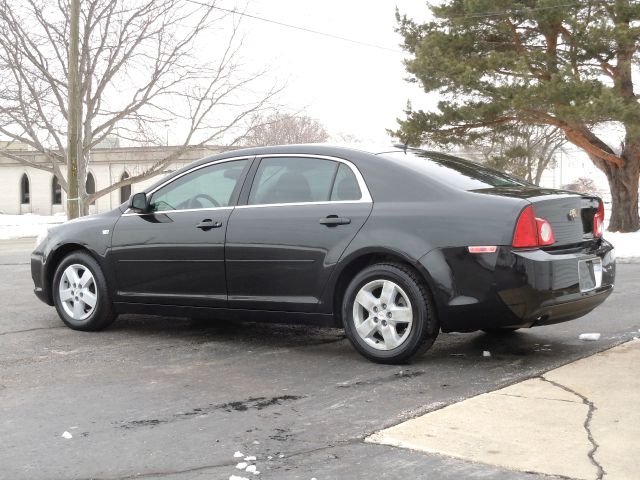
[215,0,435,142]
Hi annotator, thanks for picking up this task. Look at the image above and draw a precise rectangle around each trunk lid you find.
[473,187,601,247]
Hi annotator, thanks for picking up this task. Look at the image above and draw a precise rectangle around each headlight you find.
[35,227,49,248]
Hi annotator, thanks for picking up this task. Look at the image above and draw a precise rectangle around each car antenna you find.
[393,141,409,154]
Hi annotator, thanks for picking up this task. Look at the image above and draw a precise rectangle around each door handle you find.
[196,219,222,230]
[319,215,351,226]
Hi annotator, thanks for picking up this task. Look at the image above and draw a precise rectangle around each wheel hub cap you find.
[352,279,414,351]
[58,264,97,321]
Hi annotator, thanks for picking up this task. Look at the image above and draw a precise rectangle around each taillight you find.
[593,201,604,238]
[512,205,555,248]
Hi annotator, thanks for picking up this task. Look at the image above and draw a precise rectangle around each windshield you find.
[380,150,531,190]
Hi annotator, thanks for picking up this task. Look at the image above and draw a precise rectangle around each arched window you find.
[52,176,62,205]
[20,174,30,204]
[86,172,96,205]
[120,171,131,204]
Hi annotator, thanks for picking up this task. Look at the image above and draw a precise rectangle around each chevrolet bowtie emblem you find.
[568,208,579,221]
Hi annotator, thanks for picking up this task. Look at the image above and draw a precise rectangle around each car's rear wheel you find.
[53,251,116,331]
[342,263,438,364]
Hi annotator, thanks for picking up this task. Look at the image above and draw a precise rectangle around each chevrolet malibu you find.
[32,144,615,363]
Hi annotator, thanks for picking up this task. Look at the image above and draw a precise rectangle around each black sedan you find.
[31,145,615,363]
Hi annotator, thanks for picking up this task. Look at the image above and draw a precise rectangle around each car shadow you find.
[107,313,348,349]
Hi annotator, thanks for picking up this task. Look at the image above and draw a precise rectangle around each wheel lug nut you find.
[382,303,387,309]
[387,312,392,318]
[373,306,378,312]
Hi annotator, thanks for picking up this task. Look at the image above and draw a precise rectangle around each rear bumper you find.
[421,239,615,332]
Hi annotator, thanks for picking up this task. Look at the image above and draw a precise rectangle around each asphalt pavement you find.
[1,237,639,480]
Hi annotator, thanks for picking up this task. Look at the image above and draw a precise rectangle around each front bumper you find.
[421,239,615,332]
[31,249,53,306]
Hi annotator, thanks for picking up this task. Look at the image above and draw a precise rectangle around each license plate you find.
[578,258,602,292]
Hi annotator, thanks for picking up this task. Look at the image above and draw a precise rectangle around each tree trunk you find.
[66,0,81,220]
[80,198,90,217]
[597,149,640,233]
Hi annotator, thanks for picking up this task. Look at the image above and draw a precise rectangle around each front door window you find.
[150,159,248,212]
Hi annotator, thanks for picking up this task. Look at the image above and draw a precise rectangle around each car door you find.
[225,154,373,312]
[111,158,250,307]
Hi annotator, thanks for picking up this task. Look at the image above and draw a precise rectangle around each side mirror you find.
[129,192,149,213]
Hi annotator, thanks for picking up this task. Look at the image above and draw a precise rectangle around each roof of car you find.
[206,142,407,158]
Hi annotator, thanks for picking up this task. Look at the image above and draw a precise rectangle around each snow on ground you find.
[603,230,640,260]
[0,213,638,260]
[0,213,66,240]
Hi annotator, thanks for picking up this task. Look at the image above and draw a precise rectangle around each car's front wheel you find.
[342,263,438,364]
[52,251,116,331]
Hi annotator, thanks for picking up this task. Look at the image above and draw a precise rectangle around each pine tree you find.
[394,0,640,232]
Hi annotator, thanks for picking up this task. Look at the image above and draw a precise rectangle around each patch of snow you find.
[245,465,258,474]
[252,440,260,445]
[579,333,601,341]
[235,462,248,470]
[244,456,256,461]
[0,214,67,240]
[482,351,491,357]
[61,431,73,439]
[233,451,244,458]
[229,476,249,480]
[604,230,640,260]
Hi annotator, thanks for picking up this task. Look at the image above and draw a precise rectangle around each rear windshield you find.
[379,150,530,190]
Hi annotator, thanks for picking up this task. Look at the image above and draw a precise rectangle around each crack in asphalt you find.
[0,325,65,336]
[78,438,362,480]
[336,369,425,389]
[539,376,605,480]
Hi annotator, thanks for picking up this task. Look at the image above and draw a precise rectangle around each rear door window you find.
[330,163,362,201]
[248,157,338,205]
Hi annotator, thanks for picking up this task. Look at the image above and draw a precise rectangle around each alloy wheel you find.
[58,264,98,321]
[352,279,413,350]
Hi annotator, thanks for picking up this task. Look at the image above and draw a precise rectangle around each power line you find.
[186,0,403,53]
[185,0,404,53]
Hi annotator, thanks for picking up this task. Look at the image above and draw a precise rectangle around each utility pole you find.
[66,0,80,219]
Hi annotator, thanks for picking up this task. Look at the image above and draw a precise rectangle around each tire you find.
[342,263,438,364]
[52,251,116,331]
[482,327,521,334]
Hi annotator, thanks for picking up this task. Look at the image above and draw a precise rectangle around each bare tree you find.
[470,125,566,186]
[562,177,602,196]
[0,0,279,217]
[242,112,328,146]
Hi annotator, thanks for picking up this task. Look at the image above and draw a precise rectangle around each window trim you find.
[20,173,30,204]
[86,171,96,206]
[52,176,62,205]
[120,171,132,205]
[122,156,253,216]
[237,154,372,209]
